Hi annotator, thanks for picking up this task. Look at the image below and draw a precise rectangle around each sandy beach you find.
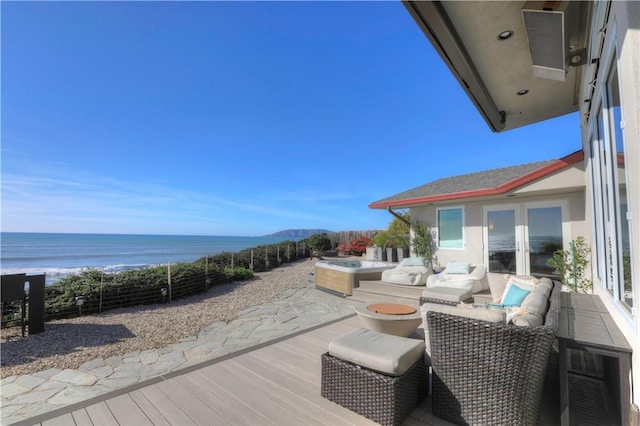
[1,259,317,379]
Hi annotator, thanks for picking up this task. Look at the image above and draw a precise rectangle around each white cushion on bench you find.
[381,265,431,286]
[426,263,487,292]
[422,286,473,303]
[328,328,425,377]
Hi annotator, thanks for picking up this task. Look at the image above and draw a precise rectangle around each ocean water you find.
[488,234,563,253]
[1,232,291,284]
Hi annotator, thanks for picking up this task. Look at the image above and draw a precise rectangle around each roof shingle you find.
[369,151,583,209]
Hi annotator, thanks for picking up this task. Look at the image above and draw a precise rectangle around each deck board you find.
[40,413,74,426]
[173,372,274,424]
[200,361,331,425]
[70,409,92,426]
[233,355,377,425]
[128,390,171,426]
[84,402,118,425]
[152,379,231,425]
[137,385,198,425]
[25,316,445,426]
[105,394,154,426]
[187,362,287,424]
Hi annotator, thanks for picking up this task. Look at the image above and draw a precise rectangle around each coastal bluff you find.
[265,229,332,238]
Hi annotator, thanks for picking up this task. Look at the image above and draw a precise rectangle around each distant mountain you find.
[265,229,332,239]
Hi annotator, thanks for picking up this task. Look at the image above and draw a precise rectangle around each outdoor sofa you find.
[421,276,561,425]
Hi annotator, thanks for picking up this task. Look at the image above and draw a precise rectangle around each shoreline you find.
[1,258,318,379]
[1,232,299,284]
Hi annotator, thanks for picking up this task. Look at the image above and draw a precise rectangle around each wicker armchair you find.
[426,280,561,425]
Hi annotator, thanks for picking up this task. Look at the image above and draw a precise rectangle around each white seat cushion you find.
[426,263,487,292]
[328,328,425,376]
[382,265,431,286]
[422,286,473,303]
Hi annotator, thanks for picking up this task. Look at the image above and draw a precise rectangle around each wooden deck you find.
[25,315,448,426]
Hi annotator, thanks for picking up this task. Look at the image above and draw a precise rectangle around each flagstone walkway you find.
[1,278,357,425]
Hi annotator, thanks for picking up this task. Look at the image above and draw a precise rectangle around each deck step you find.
[356,280,425,299]
[349,280,423,308]
[348,291,420,308]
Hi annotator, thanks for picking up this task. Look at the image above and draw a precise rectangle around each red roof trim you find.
[369,150,584,209]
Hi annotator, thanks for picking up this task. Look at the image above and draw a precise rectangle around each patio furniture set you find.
[320,258,562,425]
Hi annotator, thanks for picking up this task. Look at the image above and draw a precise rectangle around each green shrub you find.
[43,240,307,320]
[307,233,332,251]
[411,220,437,266]
[223,266,254,281]
[547,236,592,293]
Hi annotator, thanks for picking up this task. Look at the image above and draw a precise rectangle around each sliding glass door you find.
[486,208,519,274]
[525,206,563,277]
[484,202,567,277]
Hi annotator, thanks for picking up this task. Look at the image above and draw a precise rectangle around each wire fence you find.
[3,234,380,330]
[2,242,313,327]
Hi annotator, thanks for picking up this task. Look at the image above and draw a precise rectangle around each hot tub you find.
[315,259,395,296]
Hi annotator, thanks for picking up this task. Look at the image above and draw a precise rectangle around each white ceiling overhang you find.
[403,1,592,132]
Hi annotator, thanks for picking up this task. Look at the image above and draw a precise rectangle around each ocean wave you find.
[0,263,164,285]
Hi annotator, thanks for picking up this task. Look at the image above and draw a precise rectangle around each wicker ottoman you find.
[420,286,473,306]
[321,328,428,426]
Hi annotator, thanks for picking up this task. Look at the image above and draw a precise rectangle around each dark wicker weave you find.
[419,296,474,306]
[321,352,428,426]
[427,280,561,426]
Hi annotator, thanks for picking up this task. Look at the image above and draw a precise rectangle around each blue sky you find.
[1,1,581,237]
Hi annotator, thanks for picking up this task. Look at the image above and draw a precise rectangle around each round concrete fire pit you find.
[354,302,422,337]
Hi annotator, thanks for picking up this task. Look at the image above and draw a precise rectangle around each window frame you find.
[585,17,636,319]
[436,206,465,250]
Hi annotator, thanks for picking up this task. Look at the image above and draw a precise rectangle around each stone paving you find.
[0,278,356,425]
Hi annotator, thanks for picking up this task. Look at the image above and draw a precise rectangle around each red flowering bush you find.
[338,236,372,255]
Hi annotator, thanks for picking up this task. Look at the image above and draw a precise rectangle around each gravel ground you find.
[0,259,317,378]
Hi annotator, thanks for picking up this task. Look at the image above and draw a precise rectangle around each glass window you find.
[487,209,516,274]
[606,65,633,308]
[437,207,464,249]
[589,119,606,283]
[598,108,616,294]
[527,207,563,278]
[590,49,635,313]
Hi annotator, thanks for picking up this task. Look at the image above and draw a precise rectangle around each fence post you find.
[205,257,211,289]
[99,269,104,313]
[250,250,254,270]
[265,247,270,269]
[231,253,235,278]
[168,261,172,303]
[277,245,281,264]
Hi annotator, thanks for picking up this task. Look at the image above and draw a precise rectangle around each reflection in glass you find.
[488,210,516,273]
[527,207,562,278]
[608,66,633,308]
[598,108,615,294]
[438,208,463,248]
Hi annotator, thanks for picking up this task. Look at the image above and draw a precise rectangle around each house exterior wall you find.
[409,189,586,298]
[581,0,640,408]
[400,0,639,415]
[512,162,585,195]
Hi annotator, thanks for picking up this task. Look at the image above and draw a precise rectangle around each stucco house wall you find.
[397,0,640,414]
[410,188,587,298]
